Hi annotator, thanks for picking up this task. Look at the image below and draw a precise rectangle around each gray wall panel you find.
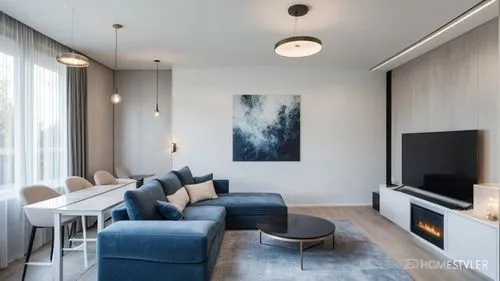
[392,18,499,184]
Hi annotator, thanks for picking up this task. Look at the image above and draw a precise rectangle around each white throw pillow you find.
[166,187,190,212]
[185,180,218,204]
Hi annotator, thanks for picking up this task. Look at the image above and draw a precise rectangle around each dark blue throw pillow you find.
[155,200,183,221]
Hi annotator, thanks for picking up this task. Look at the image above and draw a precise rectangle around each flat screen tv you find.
[402,130,478,203]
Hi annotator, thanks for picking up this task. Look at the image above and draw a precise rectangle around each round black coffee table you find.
[257,214,336,270]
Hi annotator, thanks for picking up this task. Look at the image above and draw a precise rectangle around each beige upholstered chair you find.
[115,167,132,179]
[64,176,93,193]
[94,170,118,185]
[21,185,60,207]
[20,185,84,281]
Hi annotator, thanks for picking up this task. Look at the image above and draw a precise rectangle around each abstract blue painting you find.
[233,95,300,161]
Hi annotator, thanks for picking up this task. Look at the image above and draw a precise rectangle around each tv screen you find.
[402,130,478,203]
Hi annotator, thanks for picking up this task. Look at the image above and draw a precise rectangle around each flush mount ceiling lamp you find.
[274,4,322,58]
[56,8,89,67]
[154,59,160,117]
[111,24,123,104]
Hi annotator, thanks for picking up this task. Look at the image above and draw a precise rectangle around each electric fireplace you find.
[410,203,444,249]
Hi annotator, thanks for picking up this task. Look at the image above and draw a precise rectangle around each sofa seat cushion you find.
[190,193,286,216]
[98,221,220,264]
[183,206,226,223]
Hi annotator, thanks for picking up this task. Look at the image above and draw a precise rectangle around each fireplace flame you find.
[417,221,441,238]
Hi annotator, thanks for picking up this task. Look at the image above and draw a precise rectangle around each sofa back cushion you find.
[124,179,165,220]
[156,171,183,195]
[172,166,195,185]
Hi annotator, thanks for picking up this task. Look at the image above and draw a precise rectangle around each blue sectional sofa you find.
[97,168,287,281]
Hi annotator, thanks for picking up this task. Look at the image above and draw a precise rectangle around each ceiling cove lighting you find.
[111,24,123,104]
[154,59,160,117]
[274,4,322,58]
[56,8,89,67]
[370,0,496,71]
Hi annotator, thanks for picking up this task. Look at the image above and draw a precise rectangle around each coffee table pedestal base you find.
[259,231,335,270]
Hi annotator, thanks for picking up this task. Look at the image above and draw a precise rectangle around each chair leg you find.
[69,221,76,248]
[22,226,37,281]
[66,224,73,248]
[50,227,54,262]
[61,226,65,256]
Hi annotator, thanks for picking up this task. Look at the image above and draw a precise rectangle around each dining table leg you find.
[53,213,62,281]
[81,216,88,268]
[97,212,104,233]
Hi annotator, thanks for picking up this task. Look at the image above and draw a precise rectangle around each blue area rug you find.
[212,220,413,281]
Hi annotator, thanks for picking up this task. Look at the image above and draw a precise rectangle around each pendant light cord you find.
[71,8,75,52]
[114,27,118,92]
[292,11,298,37]
[156,62,159,106]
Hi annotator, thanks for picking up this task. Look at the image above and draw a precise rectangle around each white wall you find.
[87,60,114,182]
[392,19,499,184]
[114,70,173,177]
[172,67,385,205]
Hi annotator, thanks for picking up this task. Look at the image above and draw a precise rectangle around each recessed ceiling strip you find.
[370,0,496,71]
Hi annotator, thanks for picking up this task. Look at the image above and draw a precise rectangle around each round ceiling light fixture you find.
[57,52,89,68]
[57,8,89,67]
[274,4,322,58]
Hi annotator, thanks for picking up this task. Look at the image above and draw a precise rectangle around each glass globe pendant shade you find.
[154,104,160,117]
[111,92,121,104]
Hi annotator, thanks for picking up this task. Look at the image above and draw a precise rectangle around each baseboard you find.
[287,203,371,208]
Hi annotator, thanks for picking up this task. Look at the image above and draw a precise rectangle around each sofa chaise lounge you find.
[97,167,287,281]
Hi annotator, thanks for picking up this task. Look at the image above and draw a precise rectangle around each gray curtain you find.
[67,67,87,178]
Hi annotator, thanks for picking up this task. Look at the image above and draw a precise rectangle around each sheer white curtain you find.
[0,12,69,268]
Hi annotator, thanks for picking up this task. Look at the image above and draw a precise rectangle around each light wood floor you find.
[0,206,489,281]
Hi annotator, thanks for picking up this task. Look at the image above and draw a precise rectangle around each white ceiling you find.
[0,0,496,70]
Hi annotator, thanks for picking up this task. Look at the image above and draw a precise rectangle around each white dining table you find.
[22,179,137,281]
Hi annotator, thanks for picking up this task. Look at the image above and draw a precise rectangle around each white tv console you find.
[379,185,499,281]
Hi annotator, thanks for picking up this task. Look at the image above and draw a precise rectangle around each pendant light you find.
[56,8,89,67]
[274,4,322,58]
[111,24,123,104]
[154,59,160,117]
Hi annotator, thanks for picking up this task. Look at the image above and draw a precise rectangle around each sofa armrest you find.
[213,179,229,194]
[98,221,217,263]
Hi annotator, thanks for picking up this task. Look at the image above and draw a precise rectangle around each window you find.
[33,64,67,183]
[0,51,68,191]
[0,12,71,269]
[0,52,14,189]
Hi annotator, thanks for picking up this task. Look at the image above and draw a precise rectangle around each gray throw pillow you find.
[194,173,213,184]
[173,166,195,185]
[157,172,183,195]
